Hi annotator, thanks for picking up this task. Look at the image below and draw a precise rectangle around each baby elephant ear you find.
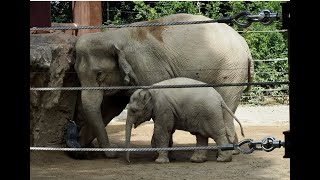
[138,89,152,107]
[113,45,139,85]
[138,89,151,100]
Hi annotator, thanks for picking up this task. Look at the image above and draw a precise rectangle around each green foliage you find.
[154,1,202,16]
[133,1,160,21]
[102,1,137,24]
[50,1,289,105]
[203,1,223,19]
[51,1,72,23]
[242,60,289,105]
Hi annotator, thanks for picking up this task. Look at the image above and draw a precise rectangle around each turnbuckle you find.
[233,9,280,28]
[236,136,285,154]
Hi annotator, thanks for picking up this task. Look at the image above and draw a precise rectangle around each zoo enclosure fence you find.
[30,9,288,154]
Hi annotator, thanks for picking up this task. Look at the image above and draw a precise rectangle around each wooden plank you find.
[72,1,102,36]
[30,2,51,28]
[30,2,51,34]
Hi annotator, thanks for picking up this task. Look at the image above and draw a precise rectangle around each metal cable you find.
[30,81,289,91]
[30,146,224,152]
[30,10,281,31]
[105,10,286,30]
[105,9,140,14]
[29,58,288,75]
[31,20,219,31]
[30,137,284,154]
[255,72,287,75]
[237,30,287,33]
[241,95,289,98]
[30,71,288,75]
[252,58,287,62]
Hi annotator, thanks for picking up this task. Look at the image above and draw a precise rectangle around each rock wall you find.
[30,33,80,147]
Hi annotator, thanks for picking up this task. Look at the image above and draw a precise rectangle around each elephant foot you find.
[65,142,94,160]
[232,149,240,155]
[217,151,232,162]
[153,153,175,161]
[155,157,170,164]
[169,156,176,161]
[190,150,207,163]
[66,151,89,160]
[104,151,118,159]
[103,144,119,158]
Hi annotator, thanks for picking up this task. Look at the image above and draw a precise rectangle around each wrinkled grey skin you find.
[74,13,253,158]
[125,77,245,163]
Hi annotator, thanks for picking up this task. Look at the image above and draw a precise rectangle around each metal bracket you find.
[281,2,290,29]
[283,130,290,158]
[236,137,285,154]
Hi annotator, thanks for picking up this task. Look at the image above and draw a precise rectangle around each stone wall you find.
[30,33,80,147]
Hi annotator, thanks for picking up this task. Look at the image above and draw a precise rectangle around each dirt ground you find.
[30,105,290,180]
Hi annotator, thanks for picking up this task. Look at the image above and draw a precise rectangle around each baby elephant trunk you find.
[125,119,133,163]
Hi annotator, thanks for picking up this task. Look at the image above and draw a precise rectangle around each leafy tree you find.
[51,1,72,23]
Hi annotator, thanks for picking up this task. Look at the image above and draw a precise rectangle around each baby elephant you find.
[125,77,244,163]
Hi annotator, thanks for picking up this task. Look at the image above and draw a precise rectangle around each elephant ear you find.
[113,45,139,86]
[139,90,152,109]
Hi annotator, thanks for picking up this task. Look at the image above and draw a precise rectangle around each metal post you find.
[107,1,110,22]
[281,2,290,158]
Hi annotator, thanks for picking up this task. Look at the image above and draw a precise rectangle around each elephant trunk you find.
[125,118,133,163]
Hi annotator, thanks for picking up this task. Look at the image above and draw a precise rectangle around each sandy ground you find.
[30,105,290,180]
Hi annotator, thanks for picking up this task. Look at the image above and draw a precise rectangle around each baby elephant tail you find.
[221,101,245,137]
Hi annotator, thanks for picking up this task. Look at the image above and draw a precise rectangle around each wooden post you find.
[72,1,102,36]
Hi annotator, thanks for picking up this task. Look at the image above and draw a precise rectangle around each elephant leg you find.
[216,86,243,154]
[232,133,240,155]
[190,135,208,163]
[79,125,95,147]
[151,133,156,148]
[154,125,171,164]
[227,95,242,155]
[152,131,173,146]
[168,130,176,161]
[214,135,233,162]
[80,90,111,158]
[151,131,175,161]
[79,94,129,158]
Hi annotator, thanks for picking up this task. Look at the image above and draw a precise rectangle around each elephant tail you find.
[221,101,245,137]
[244,48,254,93]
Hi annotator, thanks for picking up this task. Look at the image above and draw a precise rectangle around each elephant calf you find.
[125,77,245,163]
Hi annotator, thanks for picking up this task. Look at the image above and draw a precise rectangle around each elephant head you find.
[75,34,139,91]
[125,89,153,162]
[73,31,143,158]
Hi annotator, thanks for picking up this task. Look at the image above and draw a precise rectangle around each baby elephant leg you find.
[215,135,233,162]
[152,132,174,147]
[155,151,170,164]
[190,135,208,163]
[151,134,176,160]
[154,126,170,163]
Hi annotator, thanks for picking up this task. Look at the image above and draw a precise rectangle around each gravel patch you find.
[235,105,289,125]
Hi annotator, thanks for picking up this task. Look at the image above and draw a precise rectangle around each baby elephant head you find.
[125,89,153,162]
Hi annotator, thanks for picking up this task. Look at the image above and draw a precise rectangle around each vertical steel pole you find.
[281,2,290,159]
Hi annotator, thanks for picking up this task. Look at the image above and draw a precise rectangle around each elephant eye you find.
[130,108,137,114]
[97,71,102,78]
[96,71,105,82]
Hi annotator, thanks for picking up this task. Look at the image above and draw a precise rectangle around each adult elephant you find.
[73,13,253,158]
